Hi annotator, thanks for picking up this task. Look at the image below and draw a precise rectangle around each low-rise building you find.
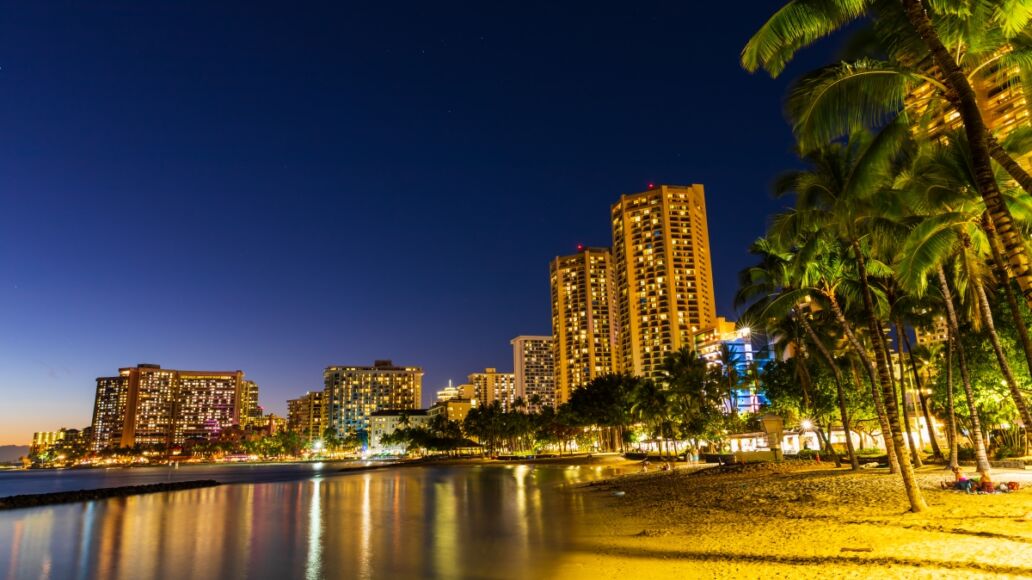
[368,409,431,454]
[435,381,462,402]
[428,398,474,424]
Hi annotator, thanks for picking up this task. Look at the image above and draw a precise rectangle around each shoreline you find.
[0,480,220,511]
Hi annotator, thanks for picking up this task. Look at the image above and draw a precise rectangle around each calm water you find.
[0,464,623,579]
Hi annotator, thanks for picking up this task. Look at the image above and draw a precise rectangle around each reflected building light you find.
[306,478,322,580]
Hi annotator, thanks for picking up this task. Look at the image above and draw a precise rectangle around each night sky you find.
[0,2,841,444]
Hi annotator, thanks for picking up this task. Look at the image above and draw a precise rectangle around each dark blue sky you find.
[0,2,840,443]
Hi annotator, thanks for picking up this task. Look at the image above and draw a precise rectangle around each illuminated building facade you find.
[239,380,263,427]
[915,315,949,347]
[91,376,129,451]
[435,381,462,402]
[550,247,620,403]
[911,53,1031,154]
[324,360,423,435]
[31,431,68,454]
[428,398,474,423]
[511,335,556,410]
[693,316,771,413]
[611,184,717,379]
[369,409,431,453]
[468,368,517,410]
[90,364,250,450]
[287,390,326,443]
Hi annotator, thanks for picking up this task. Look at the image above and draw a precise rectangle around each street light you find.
[761,413,785,461]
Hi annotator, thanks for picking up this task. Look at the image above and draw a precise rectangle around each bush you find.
[793,449,821,460]
[955,446,976,461]
[994,445,1022,460]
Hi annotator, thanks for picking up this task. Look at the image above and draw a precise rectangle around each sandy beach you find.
[557,463,1032,579]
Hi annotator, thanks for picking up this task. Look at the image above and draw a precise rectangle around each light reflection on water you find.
[0,465,623,580]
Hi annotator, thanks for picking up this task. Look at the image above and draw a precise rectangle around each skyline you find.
[0,3,844,445]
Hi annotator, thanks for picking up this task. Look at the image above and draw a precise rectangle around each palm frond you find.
[742,0,871,77]
[786,59,919,151]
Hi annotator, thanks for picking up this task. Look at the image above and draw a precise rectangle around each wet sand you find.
[559,463,1032,579]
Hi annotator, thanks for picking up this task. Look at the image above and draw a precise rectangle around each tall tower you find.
[611,184,717,379]
[550,246,620,404]
[511,335,556,410]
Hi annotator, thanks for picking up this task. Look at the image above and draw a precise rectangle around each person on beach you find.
[641,459,650,472]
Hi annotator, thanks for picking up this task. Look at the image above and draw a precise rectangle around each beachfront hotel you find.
[324,360,423,434]
[90,364,252,450]
[511,335,556,410]
[550,247,621,404]
[611,184,717,379]
[287,390,326,443]
[468,367,517,410]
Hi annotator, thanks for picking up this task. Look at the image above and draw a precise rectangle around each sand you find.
[556,463,1032,579]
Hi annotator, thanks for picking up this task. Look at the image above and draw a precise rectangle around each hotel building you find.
[287,390,326,443]
[550,247,620,403]
[511,335,556,410]
[324,360,423,435]
[611,184,717,379]
[90,364,251,450]
[468,368,517,411]
[239,380,263,427]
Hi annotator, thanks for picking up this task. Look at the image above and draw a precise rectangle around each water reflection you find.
[0,465,622,580]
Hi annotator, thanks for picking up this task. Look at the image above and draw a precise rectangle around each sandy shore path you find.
[556,463,1032,579]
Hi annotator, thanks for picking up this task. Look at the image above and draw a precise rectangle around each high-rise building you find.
[468,368,517,411]
[511,335,556,410]
[287,390,326,443]
[324,360,423,435]
[611,184,717,379]
[239,380,263,428]
[90,364,251,450]
[550,247,620,403]
[91,376,129,451]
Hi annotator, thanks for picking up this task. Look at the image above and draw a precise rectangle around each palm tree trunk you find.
[988,135,1032,195]
[900,330,945,461]
[945,330,960,470]
[823,289,900,474]
[974,280,1032,448]
[850,242,927,512]
[901,0,1032,307]
[895,323,924,467]
[798,312,859,470]
[936,267,993,477]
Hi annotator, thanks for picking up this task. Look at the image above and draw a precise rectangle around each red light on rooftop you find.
[576,244,585,251]
[647,182,655,189]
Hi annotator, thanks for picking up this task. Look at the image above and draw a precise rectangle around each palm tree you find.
[897,135,1032,453]
[630,379,672,457]
[737,238,860,469]
[769,133,926,510]
[742,0,1032,314]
